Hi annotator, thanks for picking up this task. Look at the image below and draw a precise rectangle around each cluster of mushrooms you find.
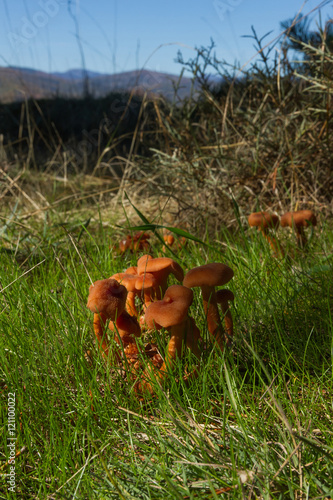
[86,256,234,394]
[85,209,316,394]
[115,230,186,254]
[248,209,317,257]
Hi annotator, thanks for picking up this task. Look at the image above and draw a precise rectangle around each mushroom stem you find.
[248,212,283,258]
[261,228,284,257]
[160,320,186,373]
[184,316,202,359]
[295,227,307,248]
[108,310,141,366]
[137,321,186,394]
[281,210,317,250]
[221,306,233,341]
[93,312,110,358]
[126,291,138,317]
[216,289,235,345]
[201,285,225,350]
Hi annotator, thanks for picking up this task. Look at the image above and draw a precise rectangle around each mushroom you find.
[108,310,142,367]
[135,273,157,310]
[87,279,127,358]
[132,231,151,253]
[183,316,202,359]
[110,273,138,317]
[280,210,317,248]
[163,232,175,247]
[216,289,235,345]
[248,211,283,257]
[141,284,193,392]
[137,255,184,299]
[109,310,141,346]
[183,263,234,350]
[125,266,138,275]
[117,231,151,254]
[162,231,175,252]
[144,343,164,369]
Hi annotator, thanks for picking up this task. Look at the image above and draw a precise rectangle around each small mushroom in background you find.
[132,231,151,252]
[280,210,317,248]
[116,231,151,254]
[137,255,184,299]
[86,279,127,359]
[118,235,131,254]
[248,211,283,257]
[216,289,235,346]
[139,284,194,393]
[162,230,187,253]
[163,231,175,247]
[183,263,234,351]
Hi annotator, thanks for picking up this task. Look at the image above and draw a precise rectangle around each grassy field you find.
[0,196,332,499]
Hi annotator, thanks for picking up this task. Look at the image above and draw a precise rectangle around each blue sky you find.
[0,0,332,75]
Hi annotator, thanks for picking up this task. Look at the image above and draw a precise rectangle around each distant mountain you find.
[0,66,195,103]
[51,69,107,80]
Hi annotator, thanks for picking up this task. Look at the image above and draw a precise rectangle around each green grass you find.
[1,208,332,499]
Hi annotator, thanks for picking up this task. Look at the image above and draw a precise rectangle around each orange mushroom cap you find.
[163,233,175,246]
[110,273,138,292]
[248,211,279,230]
[145,285,193,329]
[135,273,157,292]
[183,263,234,289]
[280,210,317,228]
[87,279,127,320]
[216,289,235,304]
[125,266,138,275]
[108,310,141,340]
[137,255,184,281]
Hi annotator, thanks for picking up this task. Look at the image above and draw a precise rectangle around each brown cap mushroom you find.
[248,211,283,257]
[139,285,204,394]
[87,278,127,320]
[137,255,184,299]
[216,289,235,345]
[87,279,127,358]
[280,210,317,248]
[142,285,193,389]
[117,231,150,254]
[164,233,175,246]
[248,211,279,230]
[145,284,193,330]
[125,266,138,275]
[109,310,141,345]
[110,273,138,317]
[183,263,234,350]
[108,311,143,370]
[135,273,157,309]
[183,316,202,359]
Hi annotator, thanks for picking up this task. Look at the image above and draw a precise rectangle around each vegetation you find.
[0,11,332,500]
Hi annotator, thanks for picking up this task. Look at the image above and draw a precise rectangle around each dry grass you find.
[1,16,332,239]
